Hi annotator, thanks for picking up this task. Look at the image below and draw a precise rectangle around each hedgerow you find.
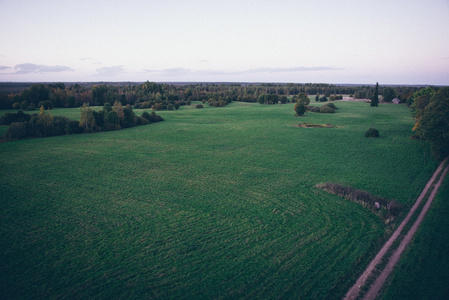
[308,102,338,113]
[316,182,403,218]
[3,105,163,141]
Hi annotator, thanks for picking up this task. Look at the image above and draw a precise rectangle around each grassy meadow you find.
[0,101,438,299]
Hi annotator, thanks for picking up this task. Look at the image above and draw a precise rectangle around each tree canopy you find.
[382,87,396,102]
[294,93,310,116]
[412,87,449,159]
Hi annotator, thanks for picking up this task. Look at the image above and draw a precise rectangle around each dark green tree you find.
[382,87,396,102]
[123,105,136,127]
[294,101,306,116]
[371,82,379,107]
[79,103,95,132]
[105,110,120,130]
[413,87,449,159]
[297,93,310,106]
[21,84,50,105]
[92,110,105,130]
[319,96,328,102]
[92,84,108,105]
[410,87,435,117]
[294,94,310,116]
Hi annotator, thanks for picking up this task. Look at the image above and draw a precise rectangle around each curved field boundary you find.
[344,157,449,300]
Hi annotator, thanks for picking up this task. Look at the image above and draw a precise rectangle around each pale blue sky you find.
[0,0,448,84]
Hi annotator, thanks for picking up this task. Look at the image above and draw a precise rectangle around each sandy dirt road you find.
[344,158,449,300]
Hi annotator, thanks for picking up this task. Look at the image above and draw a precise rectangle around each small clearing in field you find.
[294,123,334,128]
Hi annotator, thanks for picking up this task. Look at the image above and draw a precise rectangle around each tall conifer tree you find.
[371,82,379,107]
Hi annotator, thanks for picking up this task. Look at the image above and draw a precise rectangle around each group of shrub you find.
[307,102,338,113]
[134,100,188,111]
[3,107,83,139]
[0,110,31,125]
[316,95,328,102]
[293,93,311,116]
[2,102,163,140]
[295,94,340,115]
[79,102,163,133]
[365,128,379,138]
[314,95,343,102]
[257,93,294,105]
[206,98,230,107]
[316,182,403,218]
[329,95,343,101]
[12,99,55,111]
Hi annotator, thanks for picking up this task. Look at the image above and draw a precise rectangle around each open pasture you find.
[0,101,438,299]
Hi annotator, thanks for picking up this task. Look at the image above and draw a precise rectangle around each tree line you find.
[0,82,426,111]
[1,81,447,159]
[410,87,449,159]
[1,101,163,140]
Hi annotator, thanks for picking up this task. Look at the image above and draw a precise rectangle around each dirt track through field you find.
[344,157,449,300]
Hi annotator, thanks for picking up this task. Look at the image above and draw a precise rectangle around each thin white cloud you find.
[144,66,343,77]
[144,68,192,77]
[95,65,125,77]
[14,63,74,74]
[81,57,102,64]
[248,67,343,73]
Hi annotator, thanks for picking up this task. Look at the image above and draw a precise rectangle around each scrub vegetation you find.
[0,100,440,299]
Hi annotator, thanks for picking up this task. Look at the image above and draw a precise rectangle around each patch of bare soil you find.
[294,123,334,128]
[341,96,370,102]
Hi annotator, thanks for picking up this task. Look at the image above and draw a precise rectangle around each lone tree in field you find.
[297,93,310,106]
[371,82,379,107]
[295,101,306,116]
[294,93,310,116]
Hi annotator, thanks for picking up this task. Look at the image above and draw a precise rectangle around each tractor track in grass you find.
[344,157,449,300]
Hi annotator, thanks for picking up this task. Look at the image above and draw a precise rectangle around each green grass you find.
[0,106,106,121]
[380,175,449,300]
[0,101,438,299]
[0,125,8,136]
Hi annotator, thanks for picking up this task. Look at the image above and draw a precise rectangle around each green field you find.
[0,102,438,299]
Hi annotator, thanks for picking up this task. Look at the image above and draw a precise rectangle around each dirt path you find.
[344,157,449,300]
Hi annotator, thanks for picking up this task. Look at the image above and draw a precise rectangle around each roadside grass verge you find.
[380,174,449,299]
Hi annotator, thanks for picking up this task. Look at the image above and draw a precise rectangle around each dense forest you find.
[0,82,424,111]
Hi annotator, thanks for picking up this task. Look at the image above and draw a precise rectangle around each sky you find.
[0,0,448,85]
